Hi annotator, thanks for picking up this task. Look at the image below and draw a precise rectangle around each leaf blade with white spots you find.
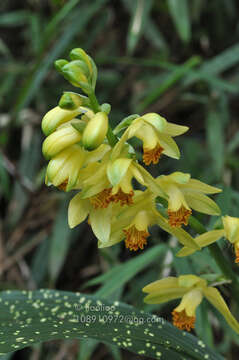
[0,290,223,360]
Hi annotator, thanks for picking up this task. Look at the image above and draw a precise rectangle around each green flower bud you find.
[70,48,97,90]
[55,59,68,73]
[82,112,108,151]
[100,103,111,114]
[41,106,82,136]
[60,61,92,93]
[59,92,90,110]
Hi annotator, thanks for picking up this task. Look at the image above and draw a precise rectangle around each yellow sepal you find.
[203,286,239,334]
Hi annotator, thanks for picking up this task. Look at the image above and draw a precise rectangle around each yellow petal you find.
[167,172,191,184]
[178,274,206,288]
[85,144,111,164]
[182,179,222,194]
[177,229,225,257]
[175,289,203,316]
[157,133,180,159]
[68,193,90,228]
[111,128,129,160]
[196,229,225,247]
[164,122,189,136]
[134,163,167,198]
[90,205,112,243]
[98,228,124,248]
[141,113,167,132]
[133,124,158,150]
[176,247,196,257]
[142,277,178,293]
[144,287,187,304]
[107,158,132,186]
[203,287,239,334]
[133,211,151,231]
[156,213,200,250]
[184,192,221,215]
[167,185,190,211]
[222,215,239,244]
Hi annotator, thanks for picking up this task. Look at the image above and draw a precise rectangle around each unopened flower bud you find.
[41,106,82,136]
[59,92,90,110]
[60,61,92,94]
[55,59,68,73]
[70,48,97,90]
[82,112,108,151]
[42,123,82,159]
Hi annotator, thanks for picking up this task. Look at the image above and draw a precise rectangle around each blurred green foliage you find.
[0,0,239,359]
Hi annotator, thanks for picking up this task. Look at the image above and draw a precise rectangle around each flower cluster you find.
[41,48,239,334]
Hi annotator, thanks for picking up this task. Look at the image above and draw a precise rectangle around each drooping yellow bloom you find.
[143,274,239,333]
[222,215,239,263]
[113,113,188,165]
[97,190,200,251]
[68,189,115,243]
[157,172,221,227]
[107,156,169,205]
[96,191,157,250]
[46,144,111,192]
[107,158,145,206]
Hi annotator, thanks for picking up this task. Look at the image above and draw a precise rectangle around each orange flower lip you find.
[168,206,192,227]
[110,188,134,206]
[90,188,112,209]
[143,144,164,165]
[172,309,195,331]
[124,225,149,251]
[234,244,239,264]
[58,179,68,191]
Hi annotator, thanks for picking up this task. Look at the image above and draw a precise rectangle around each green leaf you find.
[126,0,153,55]
[49,199,72,281]
[206,103,225,180]
[137,56,200,111]
[0,11,29,26]
[85,244,167,298]
[13,0,108,115]
[0,290,224,360]
[167,0,191,43]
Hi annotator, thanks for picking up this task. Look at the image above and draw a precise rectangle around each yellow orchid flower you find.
[97,191,158,250]
[107,158,166,206]
[68,192,113,243]
[222,215,239,263]
[112,113,188,165]
[46,143,111,192]
[97,190,200,251]
[157,172,221,227]
[143,274,239,334]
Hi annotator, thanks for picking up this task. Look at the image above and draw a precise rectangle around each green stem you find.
[106,127,118,147]
[88,91,101,113]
